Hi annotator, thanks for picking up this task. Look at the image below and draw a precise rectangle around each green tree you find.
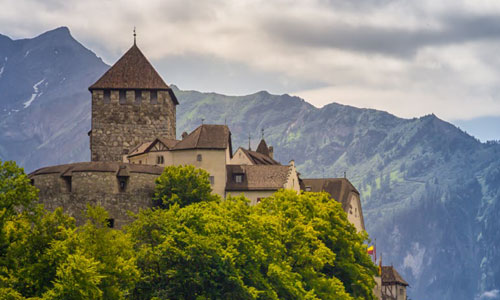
[153,165,219,208]
[42,254,104,300]
[0,160,38,221]
[129,187,377,299]
[2,205,137,299]
[71,205,139,300]
[0,160,38,261]
[256,190,378,300]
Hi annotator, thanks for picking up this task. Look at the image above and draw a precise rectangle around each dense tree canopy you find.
[153,165,219,208]
[0,162,377,299]
[0,161,138,300]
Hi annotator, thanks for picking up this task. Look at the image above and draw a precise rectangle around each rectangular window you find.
[103,90,110,103]
[118,177,128,192]
[234,174,243,183]
[209,176,214,185]
[119,90,127,104]
[305,186,312,192]
[197,154,202,161]
[135,90,142,103]
[63,176,72,192]
[157,155,164,164]
[150,90,158,104]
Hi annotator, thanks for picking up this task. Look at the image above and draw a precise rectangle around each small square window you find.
[197,154,202,161]
[234,174,243,183]
[209,176,214,185]
[305,186,312,192]
[106,218,115,228]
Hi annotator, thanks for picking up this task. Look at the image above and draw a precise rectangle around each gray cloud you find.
[2,0,500,125]
[262,13,500,57]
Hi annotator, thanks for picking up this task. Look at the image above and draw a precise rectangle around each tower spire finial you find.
[133,26,136,45]
[248,133,252,151]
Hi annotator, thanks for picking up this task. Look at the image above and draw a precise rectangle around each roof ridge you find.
[195,125,204,148]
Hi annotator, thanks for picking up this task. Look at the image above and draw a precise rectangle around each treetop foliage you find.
[153,165,219,209]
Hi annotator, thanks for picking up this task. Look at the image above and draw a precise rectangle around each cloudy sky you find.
[1,0,500,140]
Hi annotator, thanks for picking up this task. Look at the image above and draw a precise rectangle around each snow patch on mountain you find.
[23,79,45,108]
[478,289,500,299]
[403,242,426,278]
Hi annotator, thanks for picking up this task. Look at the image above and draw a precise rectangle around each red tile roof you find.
[226,165,291,191]
[173,124,232,152]
[89,44,178,104]
[240,148,280,165]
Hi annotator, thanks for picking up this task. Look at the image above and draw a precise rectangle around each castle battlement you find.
[30,162,163,228]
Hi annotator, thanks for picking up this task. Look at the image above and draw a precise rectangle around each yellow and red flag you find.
[367,245,374,255]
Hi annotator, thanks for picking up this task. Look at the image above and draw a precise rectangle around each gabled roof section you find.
[256,139,270,156]
[381,266,409,286]
[173,124,232,152]
[127,137,180,158]
[127,141,154,157]
[240,148,280,165]
[89,44,178,104]
[300,178,359,211]
[226,165,291,191]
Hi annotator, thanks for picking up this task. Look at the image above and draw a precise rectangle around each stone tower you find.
[88,43,178,162]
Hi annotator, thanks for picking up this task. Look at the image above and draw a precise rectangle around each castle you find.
[28,40,407,299]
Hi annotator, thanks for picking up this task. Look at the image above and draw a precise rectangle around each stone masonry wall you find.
[33,171,158,228]
[91,89,176,161]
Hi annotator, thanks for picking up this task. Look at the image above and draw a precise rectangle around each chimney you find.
[269,146,274,159]
[181,132,188,139]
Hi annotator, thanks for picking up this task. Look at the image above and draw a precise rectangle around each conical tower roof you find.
[89,44,170,91]
[256,139,270,156]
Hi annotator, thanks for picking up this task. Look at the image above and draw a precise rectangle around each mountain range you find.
[1,27,500,300]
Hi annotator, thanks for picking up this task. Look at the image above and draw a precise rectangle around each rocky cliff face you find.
[2,27,500,300]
